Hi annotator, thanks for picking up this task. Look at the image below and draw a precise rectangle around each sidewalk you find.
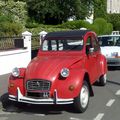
[0,74,9,95]
[0,74,10,109]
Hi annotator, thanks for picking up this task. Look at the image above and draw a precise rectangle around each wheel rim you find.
[80,85,89,108]
[103,74,107,83]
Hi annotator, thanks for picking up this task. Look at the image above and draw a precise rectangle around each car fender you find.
[56,68,88,99]
[8,68,26,96]
[99,55,108,75]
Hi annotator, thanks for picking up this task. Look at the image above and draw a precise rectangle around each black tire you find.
[73,81,90,113]
[99,74,107,86]
[13,102,27,109]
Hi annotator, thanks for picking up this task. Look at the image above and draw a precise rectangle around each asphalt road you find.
[0,67,120,120]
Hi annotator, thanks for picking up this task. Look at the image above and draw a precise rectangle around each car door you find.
[85,36,98,84]
[91,34,101,80]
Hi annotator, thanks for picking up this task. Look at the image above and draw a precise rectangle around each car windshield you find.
[98,36,120,46]
[41,39,83,51]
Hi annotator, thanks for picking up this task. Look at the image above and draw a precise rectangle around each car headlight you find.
[60,68,69,78]
[12,67,20,77]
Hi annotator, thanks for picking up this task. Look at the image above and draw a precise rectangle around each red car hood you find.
[25,56,83,81]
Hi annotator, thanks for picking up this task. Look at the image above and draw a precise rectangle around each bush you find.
[25,18,39,28]
[114,21,120,31]
[106,23,113,34]
[59,20,91,29]
[92,18,113,35]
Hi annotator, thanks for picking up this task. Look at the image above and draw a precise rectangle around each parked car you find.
[8,30,107,113]
[98,35,120,66]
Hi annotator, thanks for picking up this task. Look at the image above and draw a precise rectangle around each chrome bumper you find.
[9,87,73,105]
[107,58,120,66]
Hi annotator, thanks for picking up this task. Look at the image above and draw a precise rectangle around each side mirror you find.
[89,48,94,53]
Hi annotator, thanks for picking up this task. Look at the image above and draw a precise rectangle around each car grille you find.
[26,80,51,91]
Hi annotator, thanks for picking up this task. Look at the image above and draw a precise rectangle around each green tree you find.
[0,0,27,25]
[92,18,113,35]
[0,15,23,36]
[107,14,120,31]
[93,0,107,20]
[26,0,92,25]
[0,1,25,36]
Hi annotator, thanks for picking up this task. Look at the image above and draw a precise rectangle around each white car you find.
[98,35,120,66]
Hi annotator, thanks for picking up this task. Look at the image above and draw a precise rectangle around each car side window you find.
[92,36,100,52]
[86,37,92,54]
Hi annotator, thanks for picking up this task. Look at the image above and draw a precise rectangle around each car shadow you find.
[107,80,120,86]
[0,93,76,115]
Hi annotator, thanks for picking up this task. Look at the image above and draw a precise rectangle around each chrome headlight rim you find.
[12,67,20,77]
[60,68,70,78]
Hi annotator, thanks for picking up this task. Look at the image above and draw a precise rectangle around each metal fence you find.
[0,36,24,51]
[0,35,40,51]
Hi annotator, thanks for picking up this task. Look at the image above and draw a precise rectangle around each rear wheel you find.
[99,74,107,86]
[73,81,90,113]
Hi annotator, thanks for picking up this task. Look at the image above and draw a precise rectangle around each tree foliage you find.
[0,15,23,36]
[92,18,113,35]
[107,14,120,31]
[0,0,27,25]
[0,1,26,36]
[26,0,92,25]
[93,0,107,20]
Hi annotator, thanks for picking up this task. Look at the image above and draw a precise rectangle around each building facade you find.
[107,0,120,13]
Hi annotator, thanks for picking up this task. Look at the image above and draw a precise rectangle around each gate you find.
[31,35,40,58]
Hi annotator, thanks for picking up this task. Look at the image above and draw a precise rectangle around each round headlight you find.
[60,68,69,78]
[12,67,20,77]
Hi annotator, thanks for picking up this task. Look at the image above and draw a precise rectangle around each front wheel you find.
[73,81,90,113]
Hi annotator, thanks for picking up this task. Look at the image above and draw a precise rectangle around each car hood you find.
[101,46,120,57]
[25,56,83,81]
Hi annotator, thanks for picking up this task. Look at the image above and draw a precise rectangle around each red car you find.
[8,30,107,113]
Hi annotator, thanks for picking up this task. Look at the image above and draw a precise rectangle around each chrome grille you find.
[26,80,51,91]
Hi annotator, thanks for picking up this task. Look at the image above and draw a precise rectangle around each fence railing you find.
[31,35,40,50]
[0,30,48,52]
[0,36,24,51]
[0,35,40,51]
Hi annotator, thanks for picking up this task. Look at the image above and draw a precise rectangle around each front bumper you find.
[9,87,73,105]
[107,58,120,66]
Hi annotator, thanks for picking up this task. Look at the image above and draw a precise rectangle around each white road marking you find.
[0,117,8,120]
[34,113,45,117]
[115,90,120,95]
[70,117,83,120]
[106,99,115,107]
[94,113,104,120]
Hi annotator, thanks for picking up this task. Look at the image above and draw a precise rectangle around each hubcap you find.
[103,74,107,83]
[80,85,89,108]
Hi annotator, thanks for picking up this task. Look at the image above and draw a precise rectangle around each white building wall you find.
[0,31,32,75]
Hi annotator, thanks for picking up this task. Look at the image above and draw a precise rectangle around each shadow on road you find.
[0,93,77,115]
[107,80,120,86]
